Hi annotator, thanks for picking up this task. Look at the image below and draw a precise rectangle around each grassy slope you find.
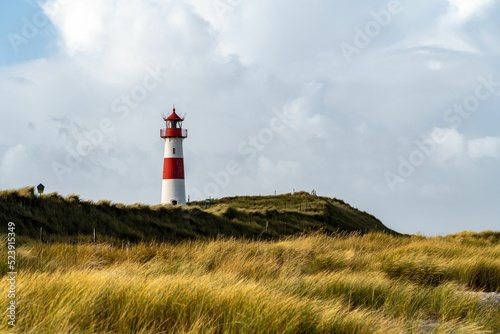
[0,187,397,243]
[0,233,499,333]
[1,187,499,333]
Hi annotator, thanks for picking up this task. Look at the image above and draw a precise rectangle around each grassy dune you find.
[0,187,396,244]
[1,232,499,333]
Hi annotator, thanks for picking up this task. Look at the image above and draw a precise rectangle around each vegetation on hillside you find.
[0,187,396,244]
[0,232,499,333]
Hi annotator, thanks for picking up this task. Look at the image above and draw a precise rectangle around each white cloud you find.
[44,0,107,55]
[445,0,495,24]
[431,128,466,165]
[395,0,497,54]
[0,144,28,175]
[467,136,500,159]
[0,144,39,187]
[42,0,216,84]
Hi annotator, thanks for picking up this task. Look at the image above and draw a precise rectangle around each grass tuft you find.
[465,259,500,292]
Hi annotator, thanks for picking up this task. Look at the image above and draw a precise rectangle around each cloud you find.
[431,128,466,165]
[411,0,499,54]
[42,0,216,84]
[445,0,495,24]
[394,0,497,54]
[467,136,500,159]
[43,0,107,55]
[1,0,500,235]
[0,144,39,187]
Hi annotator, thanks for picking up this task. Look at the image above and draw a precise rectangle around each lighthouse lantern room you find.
[160,107,188,205]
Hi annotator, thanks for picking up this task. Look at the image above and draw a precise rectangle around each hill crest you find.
[0,187,398,243]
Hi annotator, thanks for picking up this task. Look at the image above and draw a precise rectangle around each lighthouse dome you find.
[163,108,184,121]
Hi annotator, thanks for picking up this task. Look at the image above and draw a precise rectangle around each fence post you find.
[39,227,43,243]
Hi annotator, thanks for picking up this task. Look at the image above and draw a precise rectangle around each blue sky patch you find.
[0,0,58,66]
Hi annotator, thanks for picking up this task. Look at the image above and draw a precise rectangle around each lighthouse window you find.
[173,148,176,155]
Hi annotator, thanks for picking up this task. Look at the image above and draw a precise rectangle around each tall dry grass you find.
[0,232,499,333]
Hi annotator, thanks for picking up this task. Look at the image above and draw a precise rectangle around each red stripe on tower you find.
[162,158,185,179]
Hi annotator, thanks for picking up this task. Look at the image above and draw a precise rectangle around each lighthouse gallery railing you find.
[160,128,188,138]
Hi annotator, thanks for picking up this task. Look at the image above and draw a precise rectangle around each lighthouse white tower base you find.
[161,179,186,205]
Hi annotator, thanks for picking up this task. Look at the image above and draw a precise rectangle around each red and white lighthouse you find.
[160,107,188,205]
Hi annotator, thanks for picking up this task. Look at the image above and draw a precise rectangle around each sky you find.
[1,0,500,235]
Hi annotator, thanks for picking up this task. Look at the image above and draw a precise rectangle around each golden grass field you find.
[1,231,499,333]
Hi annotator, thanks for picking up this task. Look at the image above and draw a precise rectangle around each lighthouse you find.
[160,107,188,205]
